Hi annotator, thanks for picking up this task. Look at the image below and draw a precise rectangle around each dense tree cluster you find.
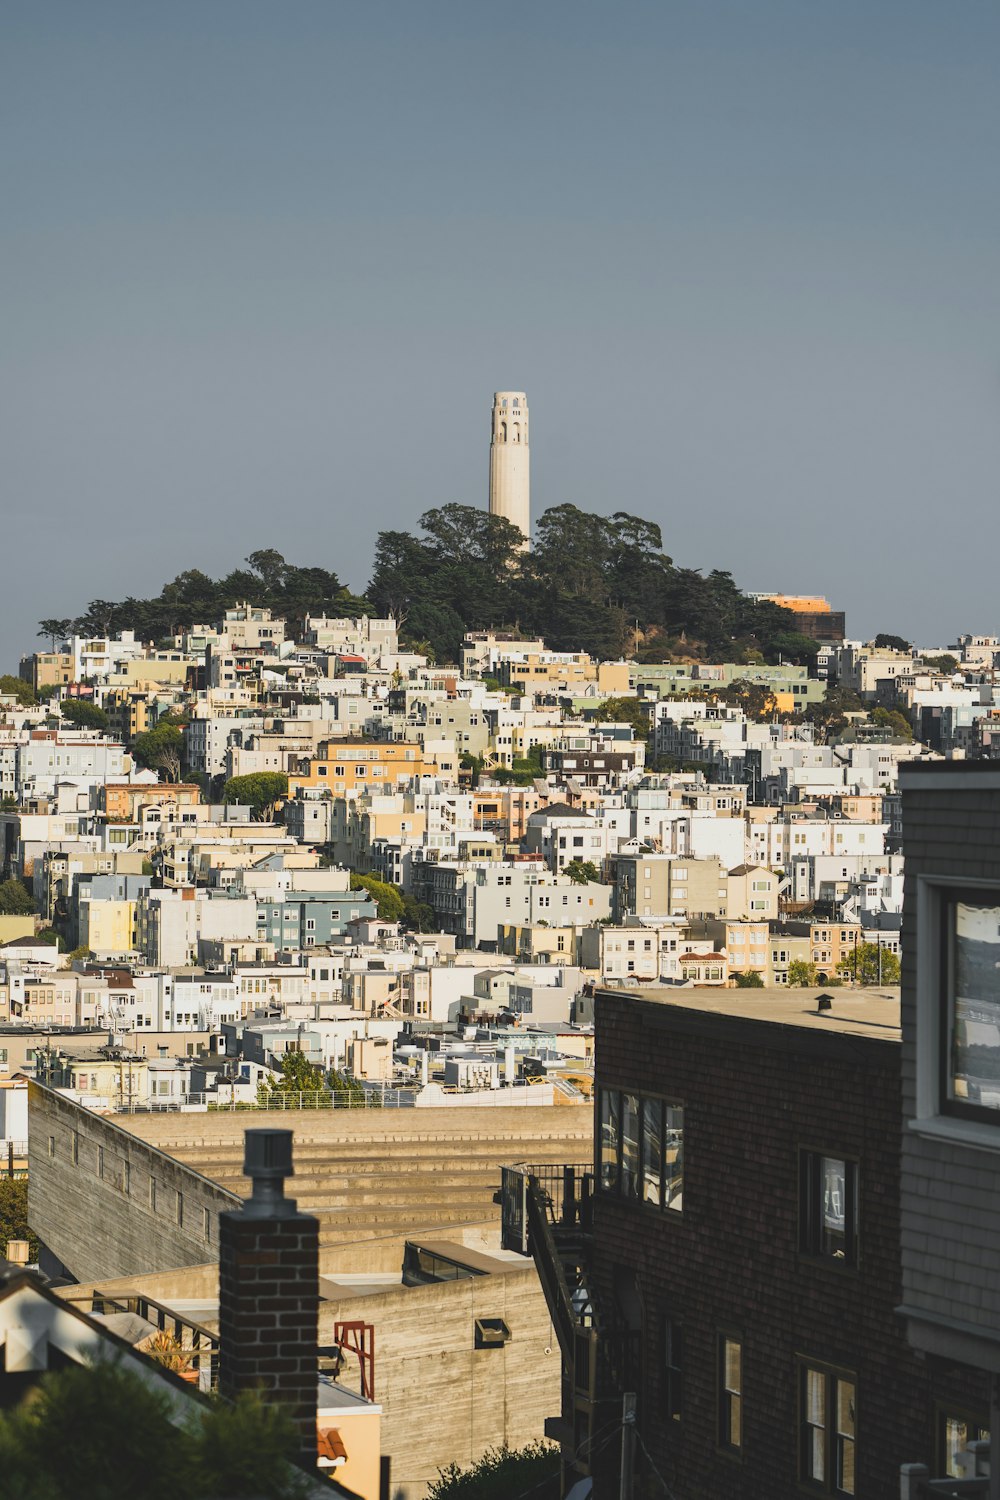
[37,549,369,645]
[221,772,288,820]
[369,503,817,665]
[38,509,817,668]
[58,699,108,731]
[349,871,436,931]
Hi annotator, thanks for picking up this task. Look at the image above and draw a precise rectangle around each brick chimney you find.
[218,1129,318,1467]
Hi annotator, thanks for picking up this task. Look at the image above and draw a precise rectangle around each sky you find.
[2,1,999,664]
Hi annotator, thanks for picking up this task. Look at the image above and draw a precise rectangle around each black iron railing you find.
[66,1291,219,1389]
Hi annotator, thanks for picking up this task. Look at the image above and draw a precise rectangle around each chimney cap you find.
[816,994,833,1013]
[244,1128,294,1182]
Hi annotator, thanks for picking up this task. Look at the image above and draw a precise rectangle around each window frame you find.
[799,1149,860,1270]
[935,1402,990,1479]
[717,1331,743,1457]
[595,1084,683,1216]
[797,1358,857,1497]
[913,877,1000,1146]
[939,885,1000,1125]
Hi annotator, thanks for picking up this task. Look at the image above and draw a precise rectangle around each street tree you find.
[131,724,183,782]
[222,772,288,820]
[837,943,901,986]
[0,879,36,917]
[59,699,109,731]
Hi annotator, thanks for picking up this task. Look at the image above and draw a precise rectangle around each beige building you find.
[725,864,781,921]
[20,651,74,692]
[609,852,728,922]
[498,923,577,964]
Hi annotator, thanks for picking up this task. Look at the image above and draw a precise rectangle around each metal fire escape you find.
[500,1163,634,1479]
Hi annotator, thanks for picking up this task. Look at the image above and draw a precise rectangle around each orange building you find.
[287,741,428,799]
[102,782,202,822]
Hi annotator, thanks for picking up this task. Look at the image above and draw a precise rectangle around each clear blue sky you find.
[3,1,998,662]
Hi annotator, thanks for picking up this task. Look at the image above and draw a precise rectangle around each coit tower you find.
[488,391,530,543]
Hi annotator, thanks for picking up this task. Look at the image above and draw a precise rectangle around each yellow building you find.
[596,660,631,694]
[499,656,595,692]
[79,898,139,957]
[0,915,36,946]
[102,690,155,743]
[287,742,428,799]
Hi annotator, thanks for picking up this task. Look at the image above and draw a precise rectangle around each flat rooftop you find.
[600,984,901,1041]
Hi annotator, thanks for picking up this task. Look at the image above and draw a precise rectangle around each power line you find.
[633,1426,681,1500]
[502,1418,626,1500]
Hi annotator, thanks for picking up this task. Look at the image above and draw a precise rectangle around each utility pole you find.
[619,1391,637,1500]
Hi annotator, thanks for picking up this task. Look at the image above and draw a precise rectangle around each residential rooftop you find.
[598,983,901,1041]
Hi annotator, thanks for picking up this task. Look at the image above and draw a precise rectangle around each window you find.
[938,1408,990,1478]
[943,891,1000,1121]
[72,1132,79,1166]
[149,1177,157,1211]
[799,1363,855,1495]
[597,1088,683,1213]
[599,1089,619,1192]
[664,1318,683,1422]
[176,1191,184,1227]
[621,1093,640,1198]
[203,1206,211,1241]
[800,1153,858,1266]
[97,1146,104,1179]
[718,1335,742,1453]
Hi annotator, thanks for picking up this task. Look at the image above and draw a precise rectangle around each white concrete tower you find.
[488,391,530,543]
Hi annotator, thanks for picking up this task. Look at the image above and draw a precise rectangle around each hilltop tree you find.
[37,619,73,651]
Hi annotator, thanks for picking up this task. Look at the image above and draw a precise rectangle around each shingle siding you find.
[899,775,1000,1342]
